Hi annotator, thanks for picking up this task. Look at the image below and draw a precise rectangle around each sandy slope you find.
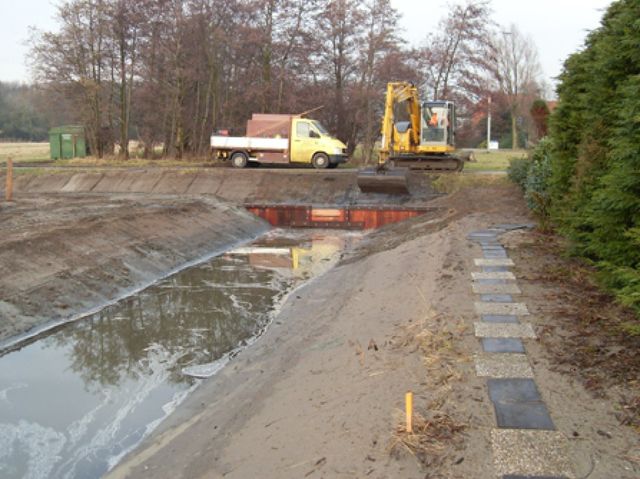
[108,182,639,479]
[0,194,268,345]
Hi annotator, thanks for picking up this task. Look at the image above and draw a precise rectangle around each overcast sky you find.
[391,0,613,88]
[0,0,613,88]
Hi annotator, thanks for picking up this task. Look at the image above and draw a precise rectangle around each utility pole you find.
[487,96,492,151]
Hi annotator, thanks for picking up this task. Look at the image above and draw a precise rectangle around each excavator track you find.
[392,154,465,172]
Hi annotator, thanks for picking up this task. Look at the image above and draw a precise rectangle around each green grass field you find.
[464,149,528,172]
[0,142,50,165]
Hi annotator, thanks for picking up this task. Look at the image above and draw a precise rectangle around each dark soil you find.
[507,230,640,430]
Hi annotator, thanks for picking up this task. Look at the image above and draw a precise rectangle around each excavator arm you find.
[356,82,417,195]
[379,82,422,167]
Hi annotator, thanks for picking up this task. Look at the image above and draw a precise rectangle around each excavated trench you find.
[0,169,441,478]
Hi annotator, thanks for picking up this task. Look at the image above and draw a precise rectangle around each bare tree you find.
[29,0,113,157]
[109,0,145,158]
[28,0,407,159]
[420,0,494,107]
[311,0,365,145]
[490,24,542,149]
[356,0,400,163]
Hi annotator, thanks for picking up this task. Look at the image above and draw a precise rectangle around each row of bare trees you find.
[28,0,544,159]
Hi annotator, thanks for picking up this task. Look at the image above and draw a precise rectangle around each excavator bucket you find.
[356,167,410,195]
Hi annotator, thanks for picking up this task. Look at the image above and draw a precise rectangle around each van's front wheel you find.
[312,153,329,169]
[230,151,248,168]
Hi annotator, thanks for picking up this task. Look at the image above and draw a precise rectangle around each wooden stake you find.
[5,158,13,202]
[405,391,413,433]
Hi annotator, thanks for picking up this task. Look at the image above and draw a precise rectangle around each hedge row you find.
[517,0,640,316]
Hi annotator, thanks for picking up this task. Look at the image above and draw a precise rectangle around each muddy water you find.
[0,229,360,479]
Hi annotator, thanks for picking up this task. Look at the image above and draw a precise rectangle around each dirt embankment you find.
[0,194,269,346]
[0,168,439,206]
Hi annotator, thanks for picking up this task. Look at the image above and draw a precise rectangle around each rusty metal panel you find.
[256,151,288,163]
[310,208,345,223]
[245,204,428,230]
[247,114,297,138]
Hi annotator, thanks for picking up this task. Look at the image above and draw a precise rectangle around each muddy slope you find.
[0,194,269,346]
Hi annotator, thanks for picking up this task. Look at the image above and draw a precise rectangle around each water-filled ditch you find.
[0,229,360,479]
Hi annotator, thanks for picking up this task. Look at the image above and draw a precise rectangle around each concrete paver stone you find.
[481,314,520,324]
[484,250,509,259]
[487,379,555,430]
[475,354,534,378]
[474,322,537,338]
[482,338,526,354]
[472,272,516,281]
[475,302,529,315]
[475,258,515,267]
[492,429,574,478]
[476,278,509,285]
[480,294,514,303]
[483,266,510,273]
[473,283,521,295]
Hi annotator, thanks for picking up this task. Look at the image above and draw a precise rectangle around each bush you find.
[523,138,553,216]
[508,138,553,218]
[507,157,531,189]
[524,150,552,217]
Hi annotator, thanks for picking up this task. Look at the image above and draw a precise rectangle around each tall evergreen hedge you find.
[549,0,640,314]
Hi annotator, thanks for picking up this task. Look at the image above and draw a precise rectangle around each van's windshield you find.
[312,121,330,136]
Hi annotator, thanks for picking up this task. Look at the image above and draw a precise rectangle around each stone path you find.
[468,226,574,479]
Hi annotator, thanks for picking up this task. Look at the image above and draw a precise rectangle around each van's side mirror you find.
[310,130,320,139]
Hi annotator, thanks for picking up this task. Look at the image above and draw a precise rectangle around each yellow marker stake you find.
[5,158,13,202]
[405,391,413,433]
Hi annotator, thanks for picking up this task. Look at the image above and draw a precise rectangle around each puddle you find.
[0,229,360,479]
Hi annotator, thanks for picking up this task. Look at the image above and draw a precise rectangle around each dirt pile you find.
[0,194,269,347]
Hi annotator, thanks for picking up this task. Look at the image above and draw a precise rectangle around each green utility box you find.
[49,126,87,159]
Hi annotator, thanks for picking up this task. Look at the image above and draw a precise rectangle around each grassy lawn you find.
[0,142,50,165]
[433,172,511,193]
[348,147,530,171]
[464,149,528,171]
[0,141,214,168]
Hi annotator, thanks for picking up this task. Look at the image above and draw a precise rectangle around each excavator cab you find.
[422,101,455,149]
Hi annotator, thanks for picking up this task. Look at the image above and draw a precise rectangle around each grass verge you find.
[464,149,528,172]
[432,172,510,193]
[0,143,50,164]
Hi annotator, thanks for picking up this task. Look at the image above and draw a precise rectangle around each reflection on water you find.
[0,230,359,479]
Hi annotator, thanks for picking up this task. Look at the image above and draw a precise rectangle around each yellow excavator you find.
[357,81,466,194]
